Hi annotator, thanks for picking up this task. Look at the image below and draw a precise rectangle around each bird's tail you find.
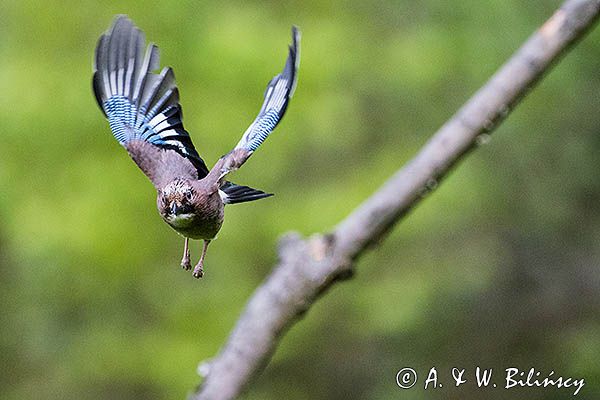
[219,182,273,205]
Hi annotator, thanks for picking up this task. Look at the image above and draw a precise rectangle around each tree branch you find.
[191,1,600,399]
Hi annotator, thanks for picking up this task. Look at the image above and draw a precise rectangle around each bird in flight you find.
[92,15,300,278]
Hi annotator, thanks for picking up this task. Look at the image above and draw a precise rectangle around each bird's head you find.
[158,179,198,225]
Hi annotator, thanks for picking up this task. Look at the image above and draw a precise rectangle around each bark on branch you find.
[191,1,600,399]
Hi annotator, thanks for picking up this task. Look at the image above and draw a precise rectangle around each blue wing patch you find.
[104,95,200,163]
[245,109,281,151]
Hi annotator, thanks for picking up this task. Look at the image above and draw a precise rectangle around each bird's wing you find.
[235,27,300,153]
[215,27,300,181]
[93,15,209,190]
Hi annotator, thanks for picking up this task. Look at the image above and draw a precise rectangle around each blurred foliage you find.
[1,0,599,399]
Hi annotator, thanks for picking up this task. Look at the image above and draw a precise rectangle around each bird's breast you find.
[168,213,197,229]
[163,207,224,240]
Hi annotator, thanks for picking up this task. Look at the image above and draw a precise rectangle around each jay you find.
[92,16,300,278]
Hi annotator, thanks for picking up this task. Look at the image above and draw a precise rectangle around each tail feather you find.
[220,182,273,205]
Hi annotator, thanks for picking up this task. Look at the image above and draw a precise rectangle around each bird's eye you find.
[185,191,193,200]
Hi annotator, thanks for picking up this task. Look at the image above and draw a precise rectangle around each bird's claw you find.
[181,251,192,270]
[192,266,204,279]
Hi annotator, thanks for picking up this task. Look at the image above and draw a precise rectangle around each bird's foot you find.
[192,263,204,279]
[192,240,210,279]
[181,255,192,270]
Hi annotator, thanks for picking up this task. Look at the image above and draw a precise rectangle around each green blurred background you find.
[1,1,599,399]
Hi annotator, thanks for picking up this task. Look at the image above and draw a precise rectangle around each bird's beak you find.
[170,202,179,215]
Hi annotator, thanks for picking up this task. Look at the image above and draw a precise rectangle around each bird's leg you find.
[192,240,211,279]
[181,237,191,270]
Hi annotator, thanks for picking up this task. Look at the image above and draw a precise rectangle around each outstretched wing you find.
[93,15,209,189]
[202,28,300,206]
[234,26,300,154]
